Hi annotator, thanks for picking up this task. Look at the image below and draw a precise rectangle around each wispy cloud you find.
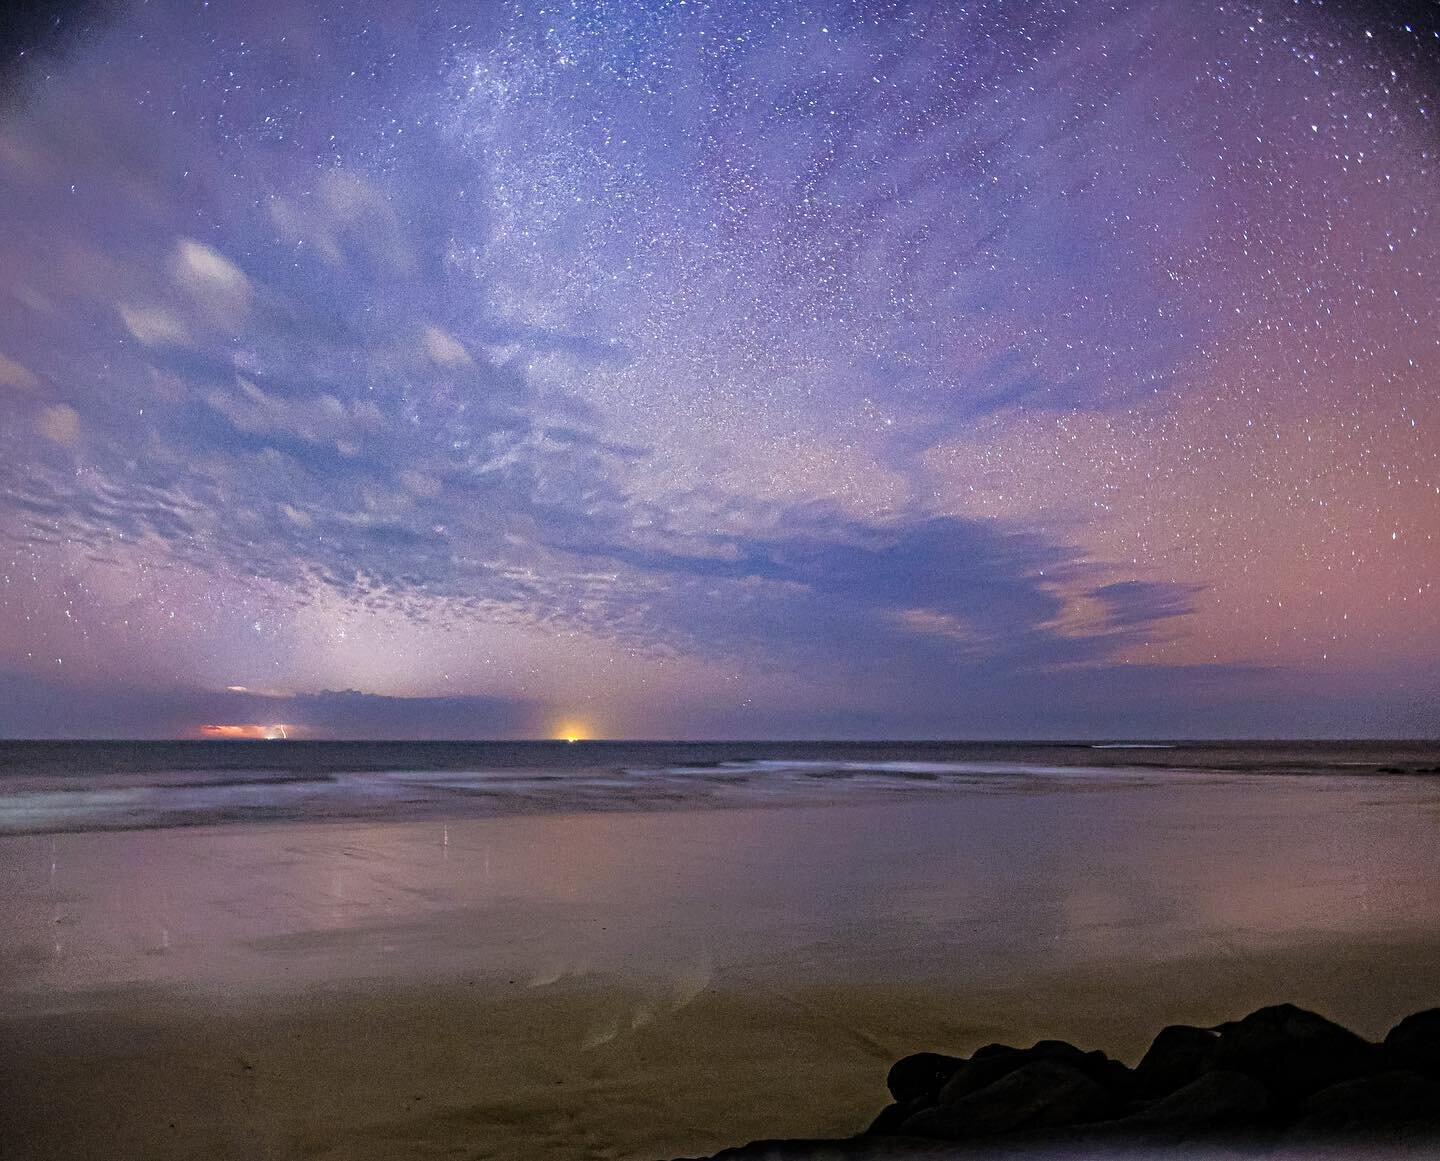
[0,0,1434,736]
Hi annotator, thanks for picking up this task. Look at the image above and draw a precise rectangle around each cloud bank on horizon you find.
[0,0,1436,739]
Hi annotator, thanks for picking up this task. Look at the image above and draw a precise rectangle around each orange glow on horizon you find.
[198,723,294,740]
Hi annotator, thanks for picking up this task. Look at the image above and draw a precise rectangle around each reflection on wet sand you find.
[5,775,1440,1000]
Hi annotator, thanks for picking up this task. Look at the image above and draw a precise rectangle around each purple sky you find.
[0,0,1437,739]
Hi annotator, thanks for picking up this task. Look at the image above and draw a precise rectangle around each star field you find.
[0,0,1436,739]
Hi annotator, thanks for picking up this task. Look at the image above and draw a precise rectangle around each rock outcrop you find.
[670,1004,1440,1159]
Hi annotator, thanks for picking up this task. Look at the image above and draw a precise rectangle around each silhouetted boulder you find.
[968,1042,1018,1060]
[665,1003,1440,1161]
[900,1059,1112,1140]
[934,1039,1131,1106]
[859,1101,910,1136]
[1112,1069,1270,1132]
[1211,1002,1377,1102]
[1286,1070,1440,1143]
[885,1052,964,1104]
[1383,1008,1440,1076]
[1132,1024,1220,1097]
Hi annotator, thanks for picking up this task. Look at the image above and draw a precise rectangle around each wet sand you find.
[4,776,1440,1159]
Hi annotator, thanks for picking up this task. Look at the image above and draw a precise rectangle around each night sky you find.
[0,0,1436,740]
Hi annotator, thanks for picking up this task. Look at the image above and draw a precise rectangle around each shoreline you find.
[5,739,1440,840]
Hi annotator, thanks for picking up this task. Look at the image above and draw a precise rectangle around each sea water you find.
[1,738,1437,835]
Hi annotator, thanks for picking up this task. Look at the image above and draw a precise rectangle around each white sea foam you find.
[1,743,1431,836]
[0,760,1141,834]
[1091,743,1178,749]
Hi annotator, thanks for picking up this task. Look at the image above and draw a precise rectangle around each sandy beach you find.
[4,770,1440,1160]
[6,941,1440,1161]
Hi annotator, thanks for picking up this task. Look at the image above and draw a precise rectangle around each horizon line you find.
[1,735,1437,745]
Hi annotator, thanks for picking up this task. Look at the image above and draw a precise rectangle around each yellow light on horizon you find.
[554,720,590,743]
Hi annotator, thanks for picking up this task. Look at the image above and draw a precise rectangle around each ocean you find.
[2,737,1438,835]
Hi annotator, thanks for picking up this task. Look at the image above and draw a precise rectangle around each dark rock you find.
[1384,1008,1440,1076]
[1132,1024,1220,1097]
[969,1042,1018,1060]
[1112,1069,1270,1132]
[1286,1069,1440,1142]
[860,1101,911,1136]
[676,1004,1440,1160]
[935,1039,1131,1106]
[885,1052,964,1104]
[900,1059,1112,1140]
[1070,1050,1134,1097]
[1211,1002,1377,1102]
